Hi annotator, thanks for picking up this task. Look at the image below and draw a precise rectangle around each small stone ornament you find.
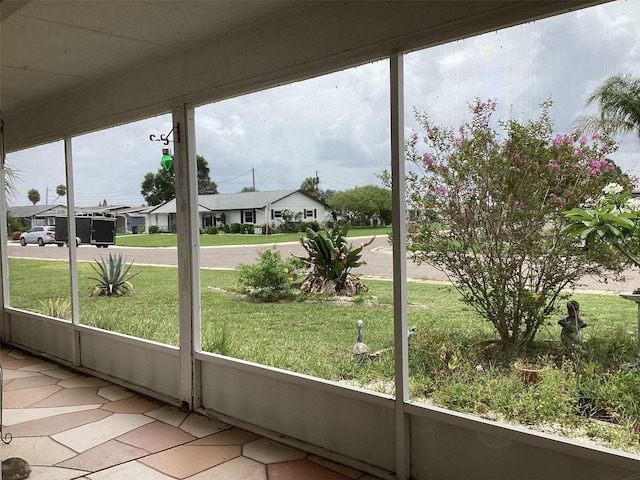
[2,457,31,480]
[558,300,587,346]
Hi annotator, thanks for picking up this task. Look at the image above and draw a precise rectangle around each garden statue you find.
[353,320,370,358]
[558,300,587,346]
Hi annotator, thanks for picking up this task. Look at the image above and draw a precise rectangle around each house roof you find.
[148,190,321,215]
[8,204,66,218]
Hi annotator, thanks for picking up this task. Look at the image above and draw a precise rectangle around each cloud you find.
[6,1,640,206]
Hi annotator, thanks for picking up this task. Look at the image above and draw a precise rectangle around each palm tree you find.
[574,74,640,138]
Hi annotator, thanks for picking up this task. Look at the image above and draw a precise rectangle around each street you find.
[6,236,640,293]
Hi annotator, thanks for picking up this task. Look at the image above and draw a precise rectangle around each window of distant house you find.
[243,210,254,223]
[272,210,282,219]
[304,209,316,219]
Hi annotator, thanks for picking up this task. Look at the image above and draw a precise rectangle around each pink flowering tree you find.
[400,99,631,352]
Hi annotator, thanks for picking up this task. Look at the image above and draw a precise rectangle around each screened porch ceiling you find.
[2,0,608,153]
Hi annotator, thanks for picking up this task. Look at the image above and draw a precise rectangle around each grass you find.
[8,257,640,453]
[114,226,388,247]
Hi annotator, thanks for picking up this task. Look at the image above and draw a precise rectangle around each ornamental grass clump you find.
[89,253,139,296]
[393,98,632,354]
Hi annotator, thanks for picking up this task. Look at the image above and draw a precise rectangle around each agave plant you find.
[89,253,139,296]
[297,222,374,296]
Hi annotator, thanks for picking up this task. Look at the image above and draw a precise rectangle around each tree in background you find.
[398,99,629,353]
[141,155,218,205]
[27,188,40,205]
[574,74,640,138]
[328,185,391,226]
[300,174,321,200]
[240,186,256,192]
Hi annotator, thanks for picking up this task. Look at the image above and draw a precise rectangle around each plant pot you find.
[513,361,548,385]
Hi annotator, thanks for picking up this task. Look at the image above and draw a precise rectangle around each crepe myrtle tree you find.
[387,99,629,353]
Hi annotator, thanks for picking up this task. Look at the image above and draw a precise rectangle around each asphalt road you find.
[7,236,640,293]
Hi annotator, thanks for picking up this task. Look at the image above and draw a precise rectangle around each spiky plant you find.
[89,253,139,296]
[38,297,71,319]
[297,222,374,296]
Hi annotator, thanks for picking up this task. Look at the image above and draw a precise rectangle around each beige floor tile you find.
[139,445,241,479]
[3,358,47,370]
[44,368,81,380]
[146,405,188,426]
[117,420,196,452]
[7,408,111,437]
[188,455,267,480]
[190,427,260,446]
[3,369,42,380]
[179,412,229,438]
[30,386,106,407]
[52,413,155,453]
[20,360,63,372]
[3,373,59,391]
[57,439,149,471]
[97,385,135,402]
[58,375,111,389]
[101,396,162,414]
[0,436,76,465]
[28,465,90,480]
[243,438,306,464]
[3,384,62,408]
[3,404,103,426]
[88,460,175,479]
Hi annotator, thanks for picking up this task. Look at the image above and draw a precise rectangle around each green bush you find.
[148,225,160,234]
[236,247,303,301]
[137,225,145,234]
[205,226,218,235]
[230,223,242,234]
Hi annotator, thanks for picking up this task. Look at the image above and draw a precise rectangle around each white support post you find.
[0,113,8,342]
[173,105,202,410]
[390,52,410,480]
[64,137,81,365]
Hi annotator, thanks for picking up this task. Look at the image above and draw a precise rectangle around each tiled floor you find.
[0,346,383,480]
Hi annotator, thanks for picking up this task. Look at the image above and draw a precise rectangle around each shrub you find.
[236,247,303,301]
[205,226,218,235]
[230,223,242,234]
[89,253,140,296]
[137,225,145,234]
[389,98,629,353]
[11,231,22,240]
[148,225,160,234]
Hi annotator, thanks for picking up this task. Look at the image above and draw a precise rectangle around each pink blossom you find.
[547,159,560,171]
[422,152,435,167]
[453,137,463,148]
[411,132,418,140]
[436,186,448,195]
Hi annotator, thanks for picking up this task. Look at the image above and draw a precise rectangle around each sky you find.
[6,0,640,208]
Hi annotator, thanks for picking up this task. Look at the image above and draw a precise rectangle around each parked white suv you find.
[19,225,57,246]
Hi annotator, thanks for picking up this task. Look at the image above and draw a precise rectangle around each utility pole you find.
[252,167,256,191]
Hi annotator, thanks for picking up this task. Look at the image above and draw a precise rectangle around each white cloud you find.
[6,0,640,207]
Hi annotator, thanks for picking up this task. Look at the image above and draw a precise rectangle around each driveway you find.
[6,236,639,293]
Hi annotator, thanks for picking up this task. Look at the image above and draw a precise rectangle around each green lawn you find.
[115,226,389,247]
[8,257,640,454]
